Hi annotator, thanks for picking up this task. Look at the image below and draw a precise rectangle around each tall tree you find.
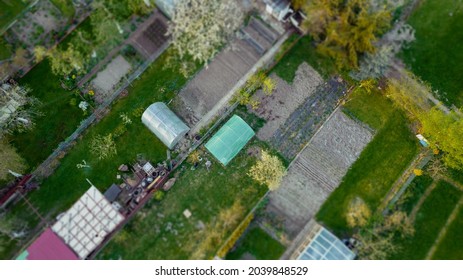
[302,0,391,69]
[419,107,463,170]
[248,150,286,191]
[355,229,396,260]
[128,0,155,15]
[0,83,40,136]
[167,0,243,73]
[90,7,124,46]
[346,197,371,228]
[47,44,87,76]
[291,0,306,10]
[385,76,432,119]
[0,140,27,181]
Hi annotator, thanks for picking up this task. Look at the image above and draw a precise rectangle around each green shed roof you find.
[205,115,255,166]
[16,250,28,260]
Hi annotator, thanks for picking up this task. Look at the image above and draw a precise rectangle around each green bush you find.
[153,190,165,201]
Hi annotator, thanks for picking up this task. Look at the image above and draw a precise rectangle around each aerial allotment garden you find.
[1,0,463,261]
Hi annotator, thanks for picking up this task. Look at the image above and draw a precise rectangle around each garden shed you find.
[142,102,190,149]
[205,115,255,166]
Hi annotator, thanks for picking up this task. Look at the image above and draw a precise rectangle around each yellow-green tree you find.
[419,107,463,170]
[302,0,391,69]
[291,0,306,10]
[0,140,27,181]
[346,197,371,228]
[385,76,432,119]
[359,78,376,94]
[47,45,87,76]
[248,150,286,191]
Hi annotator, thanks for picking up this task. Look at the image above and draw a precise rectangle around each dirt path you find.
[425,195,463,259]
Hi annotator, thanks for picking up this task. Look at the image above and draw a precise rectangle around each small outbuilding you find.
[264,0,292,21]
[142,102,190,149]
[17,228,78,260]
[289,222,356,260]
[205,115,255,166]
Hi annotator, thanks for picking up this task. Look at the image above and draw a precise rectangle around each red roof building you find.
[18,228,79,260]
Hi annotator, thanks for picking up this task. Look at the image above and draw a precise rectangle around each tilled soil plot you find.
[250,62,323,141]
[269,76,348,161]
[91,55,132,103]
[266,109,373,238]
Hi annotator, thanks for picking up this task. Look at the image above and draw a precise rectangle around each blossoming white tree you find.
[167,0,243,74]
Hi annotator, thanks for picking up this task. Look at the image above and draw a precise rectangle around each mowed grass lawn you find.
[0,50,197,259]
[402,0,463,106]
[432,205,463,260]
[50,0,75,19]
[316,88,419,235]
[398,174,434,215]
[226,227,285,260]
[271,35,336,82]
[0,0,27,30]
[11,60,83,170]
[99,141,268,259]
[0,36,12,59]
[1,50,197,259]
[391,180,462,259]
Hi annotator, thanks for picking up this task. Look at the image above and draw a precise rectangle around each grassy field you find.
[98,105,271,259]
[0,49,198,260]
[29,52,193,214]
[0,0,28,31]
[226,227,285,260]
[0,36,12,59]
[271,35,336,82]
[402,0,463,106]
[98,139,268,259]
[50,0,75,19]
[10,60,84,170]
[398,174,434,215]
[391,180,462,259]
[316,88,419,235]
[432,206,463,260]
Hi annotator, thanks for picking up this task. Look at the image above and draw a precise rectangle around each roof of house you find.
[19,228,79,260]
[205,115,255,166]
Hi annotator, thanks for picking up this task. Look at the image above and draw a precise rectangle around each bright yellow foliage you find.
[248,150,286,191]
[346,197,371,228]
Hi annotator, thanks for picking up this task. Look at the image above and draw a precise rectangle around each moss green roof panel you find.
[205,115,255,166]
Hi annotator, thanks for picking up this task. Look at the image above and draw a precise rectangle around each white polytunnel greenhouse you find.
[141,102,190,149]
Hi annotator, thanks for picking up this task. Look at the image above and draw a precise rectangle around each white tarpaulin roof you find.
[51,186,124,259]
